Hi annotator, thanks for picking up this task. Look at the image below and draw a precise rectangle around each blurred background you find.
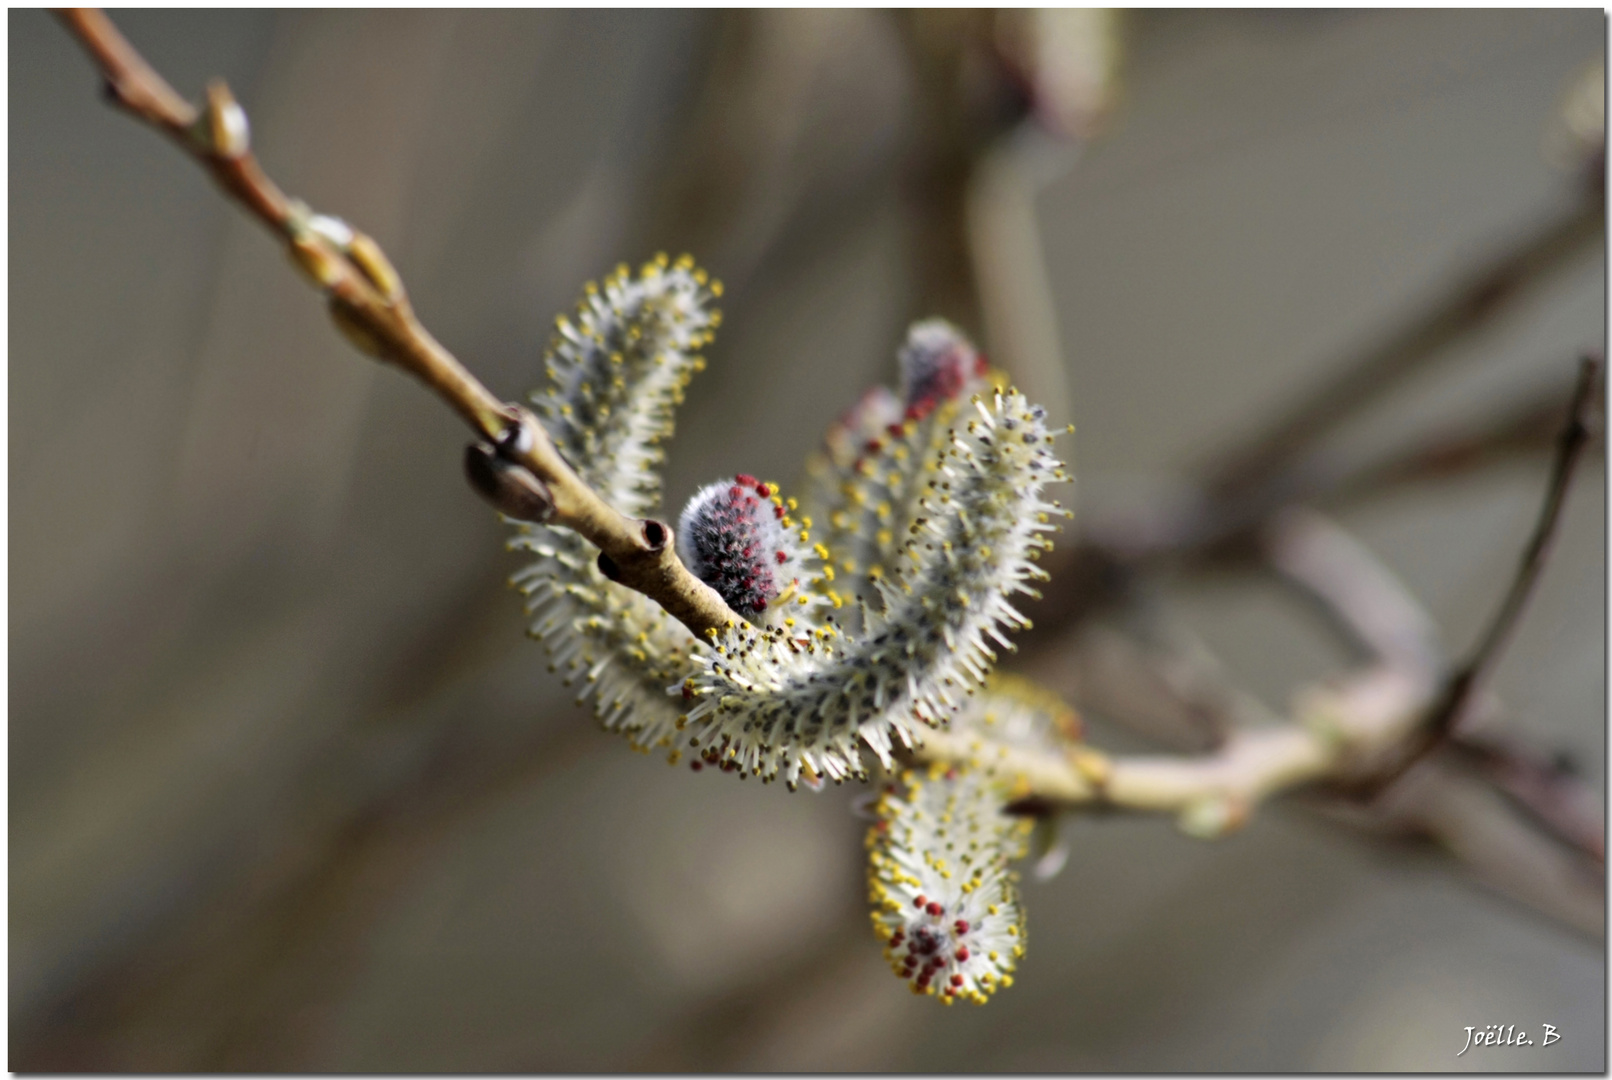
[10,8,1605,1071]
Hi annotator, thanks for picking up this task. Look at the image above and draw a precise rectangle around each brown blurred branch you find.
[1312,754,1604,938]
[1015,172,1603,650]
[917,662,1435,837]
[1259,436,1604,885]
[1200,196,1605,512]
[56,7,742,640]
[1449,732,1605,863]
[1375,355,1601,786]
[1324,373,1597,508]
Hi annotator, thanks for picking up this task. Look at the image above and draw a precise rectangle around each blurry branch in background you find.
[58,7,745,641]
[1190,57,1603,532]
[1197,198,1604,520]
[1373,357,1600,786]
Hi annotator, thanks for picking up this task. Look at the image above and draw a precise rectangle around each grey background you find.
[10,9,1605,1071]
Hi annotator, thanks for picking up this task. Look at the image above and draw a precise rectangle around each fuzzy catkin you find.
[509,255,718,757]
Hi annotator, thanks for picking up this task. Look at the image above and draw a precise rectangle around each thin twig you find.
[56,8,743,640]
[1448,732,1605,863]
[1200,196,1604,509]
[1262,506,1444,676]
[1323,374,1595,508]
[1305,757,1603,939]
[1016,346,1604,673]
[1374,355,1600,786]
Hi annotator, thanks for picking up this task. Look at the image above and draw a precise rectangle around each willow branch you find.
[1375,355,1600,785]
[1449,732,1605,863]
[1323,371,1597,509]
[914,664,1431,838]
[56,7,742,640]
[1200,195,1605,509]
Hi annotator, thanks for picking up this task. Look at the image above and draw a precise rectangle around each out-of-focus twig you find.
[1449,732,1605,863]
[1323,755,1604,938]
[14,699,607,1070]
[1199,197,1605,518]
[1375,355,1600,786]
[1257,438,1605,882]
[1262,506,1444,676]
[57,8,743,640]
[1322,370,1599,509]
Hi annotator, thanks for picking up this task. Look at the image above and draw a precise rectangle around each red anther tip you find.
[690,761,702,771]
[755,483,770,497]
[775,550,787,563]
[773,505,785,519]
[914,895,927,909]
[729,485,744,498]
[953,919,969,934]
[735,473,758,486]
[955,947,969,961]
[950,974,964,987]
[926,902,943,917]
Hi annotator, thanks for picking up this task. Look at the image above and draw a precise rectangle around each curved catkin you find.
[530,254,719,516]
[801,322,990,628]
[682,387,1072,787]
[509,256,720,757]
[867,764,1032,1004]
[863,682,1081,1002]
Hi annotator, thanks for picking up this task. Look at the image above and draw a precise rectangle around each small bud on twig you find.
[348,231,406,303]
[328,298,385,358]
[1177,795,1249,839]
[195,79,249,158]
[465,441,555,523]
[288,232,344,289]
[306,213,355,250]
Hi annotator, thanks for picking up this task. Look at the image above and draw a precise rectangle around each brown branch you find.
[1376,355,1600,784]
[1200,195,1605,509]
[55,8,742,640]
[1016,344,1604,673]
[1323,375,1594,508]
[1310,756,1603,939]
[1261,506,1443,676]
[1449,732,1605,863]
